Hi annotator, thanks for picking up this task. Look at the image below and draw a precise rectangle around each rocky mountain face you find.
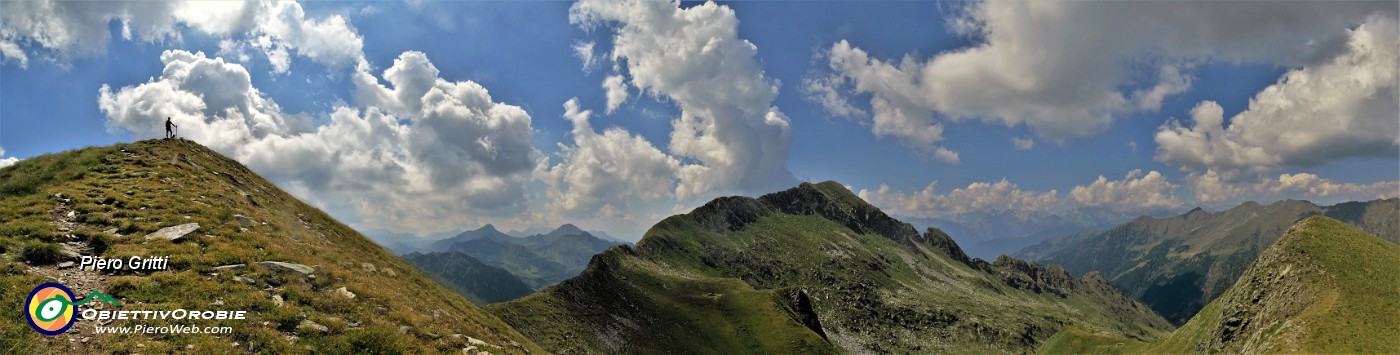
[429,224,622,290]
[1042,216,1400,353]
[401,251,533,305]
[0,140,540,353]
[489,181,1171,353]
[1017,198,1399,325]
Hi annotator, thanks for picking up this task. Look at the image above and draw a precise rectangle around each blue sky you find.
[1,1,1396,241]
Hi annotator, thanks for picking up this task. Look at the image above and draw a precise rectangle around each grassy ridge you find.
[0,140,540,353]
[1041,216,1400,354]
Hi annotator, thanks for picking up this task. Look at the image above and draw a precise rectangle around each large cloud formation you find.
[536,99,679,219]
[98,50,537,234]
[808,1,1394,163]
[570,0,796,201]
[0,1,363,72]
[1155,17,1398,175]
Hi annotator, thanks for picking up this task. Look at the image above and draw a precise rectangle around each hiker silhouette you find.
[165,117,178,139]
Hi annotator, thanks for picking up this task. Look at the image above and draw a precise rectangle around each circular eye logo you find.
[26,282,77,336]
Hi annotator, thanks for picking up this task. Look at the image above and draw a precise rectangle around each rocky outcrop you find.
[758,182,920,243]
[775,288,827,341]
[689,196,772,234]
[991,256,1078,297]
[923,227,974,266]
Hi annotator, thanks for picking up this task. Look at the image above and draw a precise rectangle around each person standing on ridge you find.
[165,117,178,139]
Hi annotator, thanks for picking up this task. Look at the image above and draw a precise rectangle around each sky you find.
[1,1,1396,242]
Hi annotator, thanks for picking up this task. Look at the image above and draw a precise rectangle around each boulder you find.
[233,215,252,228]
[333,287,356,299]
[145,223,200,242]
[297,320,328,333]
[258,261,314,276]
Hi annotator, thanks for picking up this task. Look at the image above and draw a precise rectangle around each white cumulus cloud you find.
[1069,169,1181,212]
[98,50,537,234]
[0,147,19,168]
[0,1,363,72]
[1155,17,1399,174]
[810,1,1394,161]
[858,179,1060,218]
[537,99,679,217]
[1188,169,1399,204]
[570,0,795,201]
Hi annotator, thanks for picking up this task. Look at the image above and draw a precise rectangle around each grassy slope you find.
[1041,216,1400,354]
[0,140,541,353]
[492,181,1170,353]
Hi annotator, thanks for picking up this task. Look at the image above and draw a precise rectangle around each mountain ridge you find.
[490,181,1171,353]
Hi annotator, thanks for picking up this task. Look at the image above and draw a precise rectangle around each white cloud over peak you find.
[1155,17,1399,174]
[862,169,1187,219]
[859,179,1060,218]
[570,0,795,201]
[537,99,679,217]
[1189,169,1399,205]
[1069,169,1181,212]
[98,50,537,234]
[810,1,1394,162]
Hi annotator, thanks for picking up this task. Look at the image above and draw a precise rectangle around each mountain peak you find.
[476,223,500,233]
[552,223,584,235]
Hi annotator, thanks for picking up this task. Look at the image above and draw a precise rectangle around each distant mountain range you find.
[488,182,1171,353]
[1043,216,1400,353]
[898,206,1152,260]
[403,223,624,304]
[1016,198,1399,325]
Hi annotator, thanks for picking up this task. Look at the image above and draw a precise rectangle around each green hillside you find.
[0,140,541,353]
[1018,199,1398,324]
[490,181,1171,353]
[1042,216,1400,353]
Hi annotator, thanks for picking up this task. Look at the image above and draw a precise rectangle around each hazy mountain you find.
[505,226,632,245]
[1042,216,1400,353]
[402,252,533,305]
[363,228,463,254]
[1017,198,1399,325]
[436,224,622,289]
[429,224,514,252]
[0,140,540,353]
[585,229,632,245]
[488,182,1170,353]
